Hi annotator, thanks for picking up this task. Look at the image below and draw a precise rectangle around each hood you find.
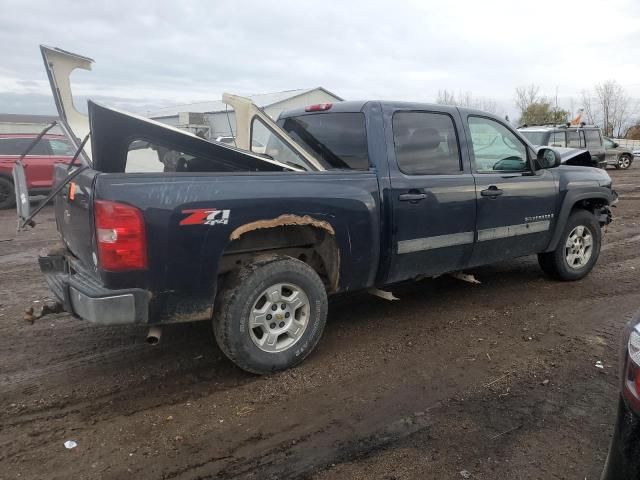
[538,146,598,168]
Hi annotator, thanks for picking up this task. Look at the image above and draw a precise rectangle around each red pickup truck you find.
[0,133,74,208]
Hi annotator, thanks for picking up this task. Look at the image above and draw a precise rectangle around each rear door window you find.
[585,129,602,147]
[392,112,462,175]
[567,130,580,148]
[549,131,566,147]
[278,113,369,170]
[0,137,50,155]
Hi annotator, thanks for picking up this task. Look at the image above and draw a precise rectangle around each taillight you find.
[623,323,640,412]
[305,103,332,112]
[94,200,147,271]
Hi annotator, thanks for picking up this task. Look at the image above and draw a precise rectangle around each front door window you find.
[468,117,528,173]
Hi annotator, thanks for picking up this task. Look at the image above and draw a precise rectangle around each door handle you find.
[480,186,503,198]
[399,192,427,202]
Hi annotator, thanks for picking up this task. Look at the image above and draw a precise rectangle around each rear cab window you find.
[277,112,369,170]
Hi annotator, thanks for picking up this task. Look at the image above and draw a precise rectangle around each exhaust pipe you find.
[146,326,162,345]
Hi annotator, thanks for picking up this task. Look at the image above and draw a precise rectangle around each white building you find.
[0,114,62,135]
[147,87,343,140]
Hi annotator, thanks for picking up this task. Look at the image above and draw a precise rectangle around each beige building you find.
[147,87,343,140]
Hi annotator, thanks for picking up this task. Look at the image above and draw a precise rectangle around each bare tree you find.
[581,81,635,137]
[435,89,499,114]
[596,80,631,137]
[580,90,596,124]
[514,84,541,114]
[436,89,456,105]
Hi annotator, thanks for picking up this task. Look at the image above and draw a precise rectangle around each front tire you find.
[538,210,602,281]
[618,154,632,170]
[0,177,15,209]
[213,255,328,374]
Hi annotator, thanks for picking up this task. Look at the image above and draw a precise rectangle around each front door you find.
[464,115,557,267]
[387,109,477,283]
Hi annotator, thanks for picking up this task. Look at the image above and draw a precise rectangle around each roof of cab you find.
[279,100,469,119]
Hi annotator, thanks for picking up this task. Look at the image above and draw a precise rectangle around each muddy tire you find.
[213,255,328,374]
[0,177,15,210]
[538,210,601,281]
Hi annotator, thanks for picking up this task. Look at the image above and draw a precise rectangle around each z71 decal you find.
[180,208,231,226]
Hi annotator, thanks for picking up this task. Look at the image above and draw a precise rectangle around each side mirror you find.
[537,147,562,169]
[612,142,619,148]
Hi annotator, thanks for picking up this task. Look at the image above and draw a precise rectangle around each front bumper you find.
[38,252,149,325]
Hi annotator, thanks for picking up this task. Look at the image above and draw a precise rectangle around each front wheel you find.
[618,154,633,170]
[213,255,328,374]
[538,210,602,281]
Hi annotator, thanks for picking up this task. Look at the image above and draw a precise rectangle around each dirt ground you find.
[1,165,640,480]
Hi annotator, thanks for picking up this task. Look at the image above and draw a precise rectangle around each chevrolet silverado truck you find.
[17,46,617,374]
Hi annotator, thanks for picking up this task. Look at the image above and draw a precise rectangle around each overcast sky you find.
[1,0,639,118]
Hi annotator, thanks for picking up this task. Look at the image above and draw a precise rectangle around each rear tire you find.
[213,255,328,374]
[0,177,15,210]
[538,210,601,281]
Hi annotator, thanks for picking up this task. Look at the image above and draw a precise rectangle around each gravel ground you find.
[1,164,639,480]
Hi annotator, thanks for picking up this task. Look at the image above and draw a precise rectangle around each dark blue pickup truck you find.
[19,47,617,374]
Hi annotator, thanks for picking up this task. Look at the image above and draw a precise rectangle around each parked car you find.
[518,124,607,168]
[601,311,640,479]
[0,133,74,208]
[603,137,634,169]
[23,46,617,374]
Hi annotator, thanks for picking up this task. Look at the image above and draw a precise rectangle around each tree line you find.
[435,82,639,139]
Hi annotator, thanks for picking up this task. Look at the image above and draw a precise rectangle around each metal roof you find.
[0,113,58,124]
[148,87,343,118]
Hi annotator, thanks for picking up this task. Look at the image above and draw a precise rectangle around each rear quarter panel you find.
[93,170,381,300]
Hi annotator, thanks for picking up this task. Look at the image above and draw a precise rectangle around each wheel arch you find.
[545,190,612,252]
[219,215,340,293]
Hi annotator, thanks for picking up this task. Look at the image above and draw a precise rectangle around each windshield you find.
[519,131,548,146]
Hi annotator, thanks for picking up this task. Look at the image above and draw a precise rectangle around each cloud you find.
[0,0,638,117]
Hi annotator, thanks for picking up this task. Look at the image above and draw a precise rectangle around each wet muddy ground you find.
[1,165,639,479]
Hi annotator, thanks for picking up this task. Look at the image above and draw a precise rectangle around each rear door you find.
[585,129,605,164]
[464,115,557,266]
[604,137,617,164]
[386,108,477,283]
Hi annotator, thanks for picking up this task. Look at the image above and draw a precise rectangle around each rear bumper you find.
[39,252,149,325]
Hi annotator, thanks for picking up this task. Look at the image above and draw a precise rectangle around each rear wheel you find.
[0,177,15,209]
[538,210,601,281]
[213,255,328,374]
[618,154,632,170]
